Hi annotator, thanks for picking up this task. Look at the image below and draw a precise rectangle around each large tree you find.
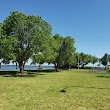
[47,34,76,71]
[2,11,51,73]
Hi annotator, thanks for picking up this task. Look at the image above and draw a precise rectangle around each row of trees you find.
[0,11,76,72]
[0,11,109,73]
[31,34,76,71]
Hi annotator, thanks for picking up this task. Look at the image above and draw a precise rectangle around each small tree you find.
[100,53,109,69]
[76,53,93,68]
[67,54,77,69]
[91,56,98,67]
[58,36,76,69]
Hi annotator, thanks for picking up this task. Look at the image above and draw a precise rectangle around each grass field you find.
[0,69,110,110]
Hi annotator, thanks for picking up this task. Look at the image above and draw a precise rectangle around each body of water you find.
[0,65,54,70]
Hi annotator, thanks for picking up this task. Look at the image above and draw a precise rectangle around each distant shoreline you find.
[0,65,54,70]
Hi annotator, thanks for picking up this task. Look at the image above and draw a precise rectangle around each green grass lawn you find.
[0,69,110,110]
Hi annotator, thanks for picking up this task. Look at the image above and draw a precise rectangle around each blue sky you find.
[0,0,110,62]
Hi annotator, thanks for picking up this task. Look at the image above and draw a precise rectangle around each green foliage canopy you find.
[2,11,52,73]
[100,53,110,68]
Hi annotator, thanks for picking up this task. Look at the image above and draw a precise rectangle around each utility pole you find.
[78,53,79,69]
[107,54,110,71]
[108,54,109,65]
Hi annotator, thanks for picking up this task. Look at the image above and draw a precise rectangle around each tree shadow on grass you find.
[2,73,46,77]
[72,86,110,90]
[0,71,18,76]
[96,76,110,78]
[1,69,55,78]
[3,74,35,78]
[60,85,110,92]
[25,69,55,73]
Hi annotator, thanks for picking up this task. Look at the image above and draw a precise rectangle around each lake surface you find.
[0,65,54,70]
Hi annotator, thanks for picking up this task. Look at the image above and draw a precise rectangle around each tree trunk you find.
[19,66,24,73]
[18,62,24,74]
[16,62,17,69]
[54,63,59,72]
[82,64,85,69]
[93,64,94,67]
[0,62,1,70]
[69,65,71,70]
